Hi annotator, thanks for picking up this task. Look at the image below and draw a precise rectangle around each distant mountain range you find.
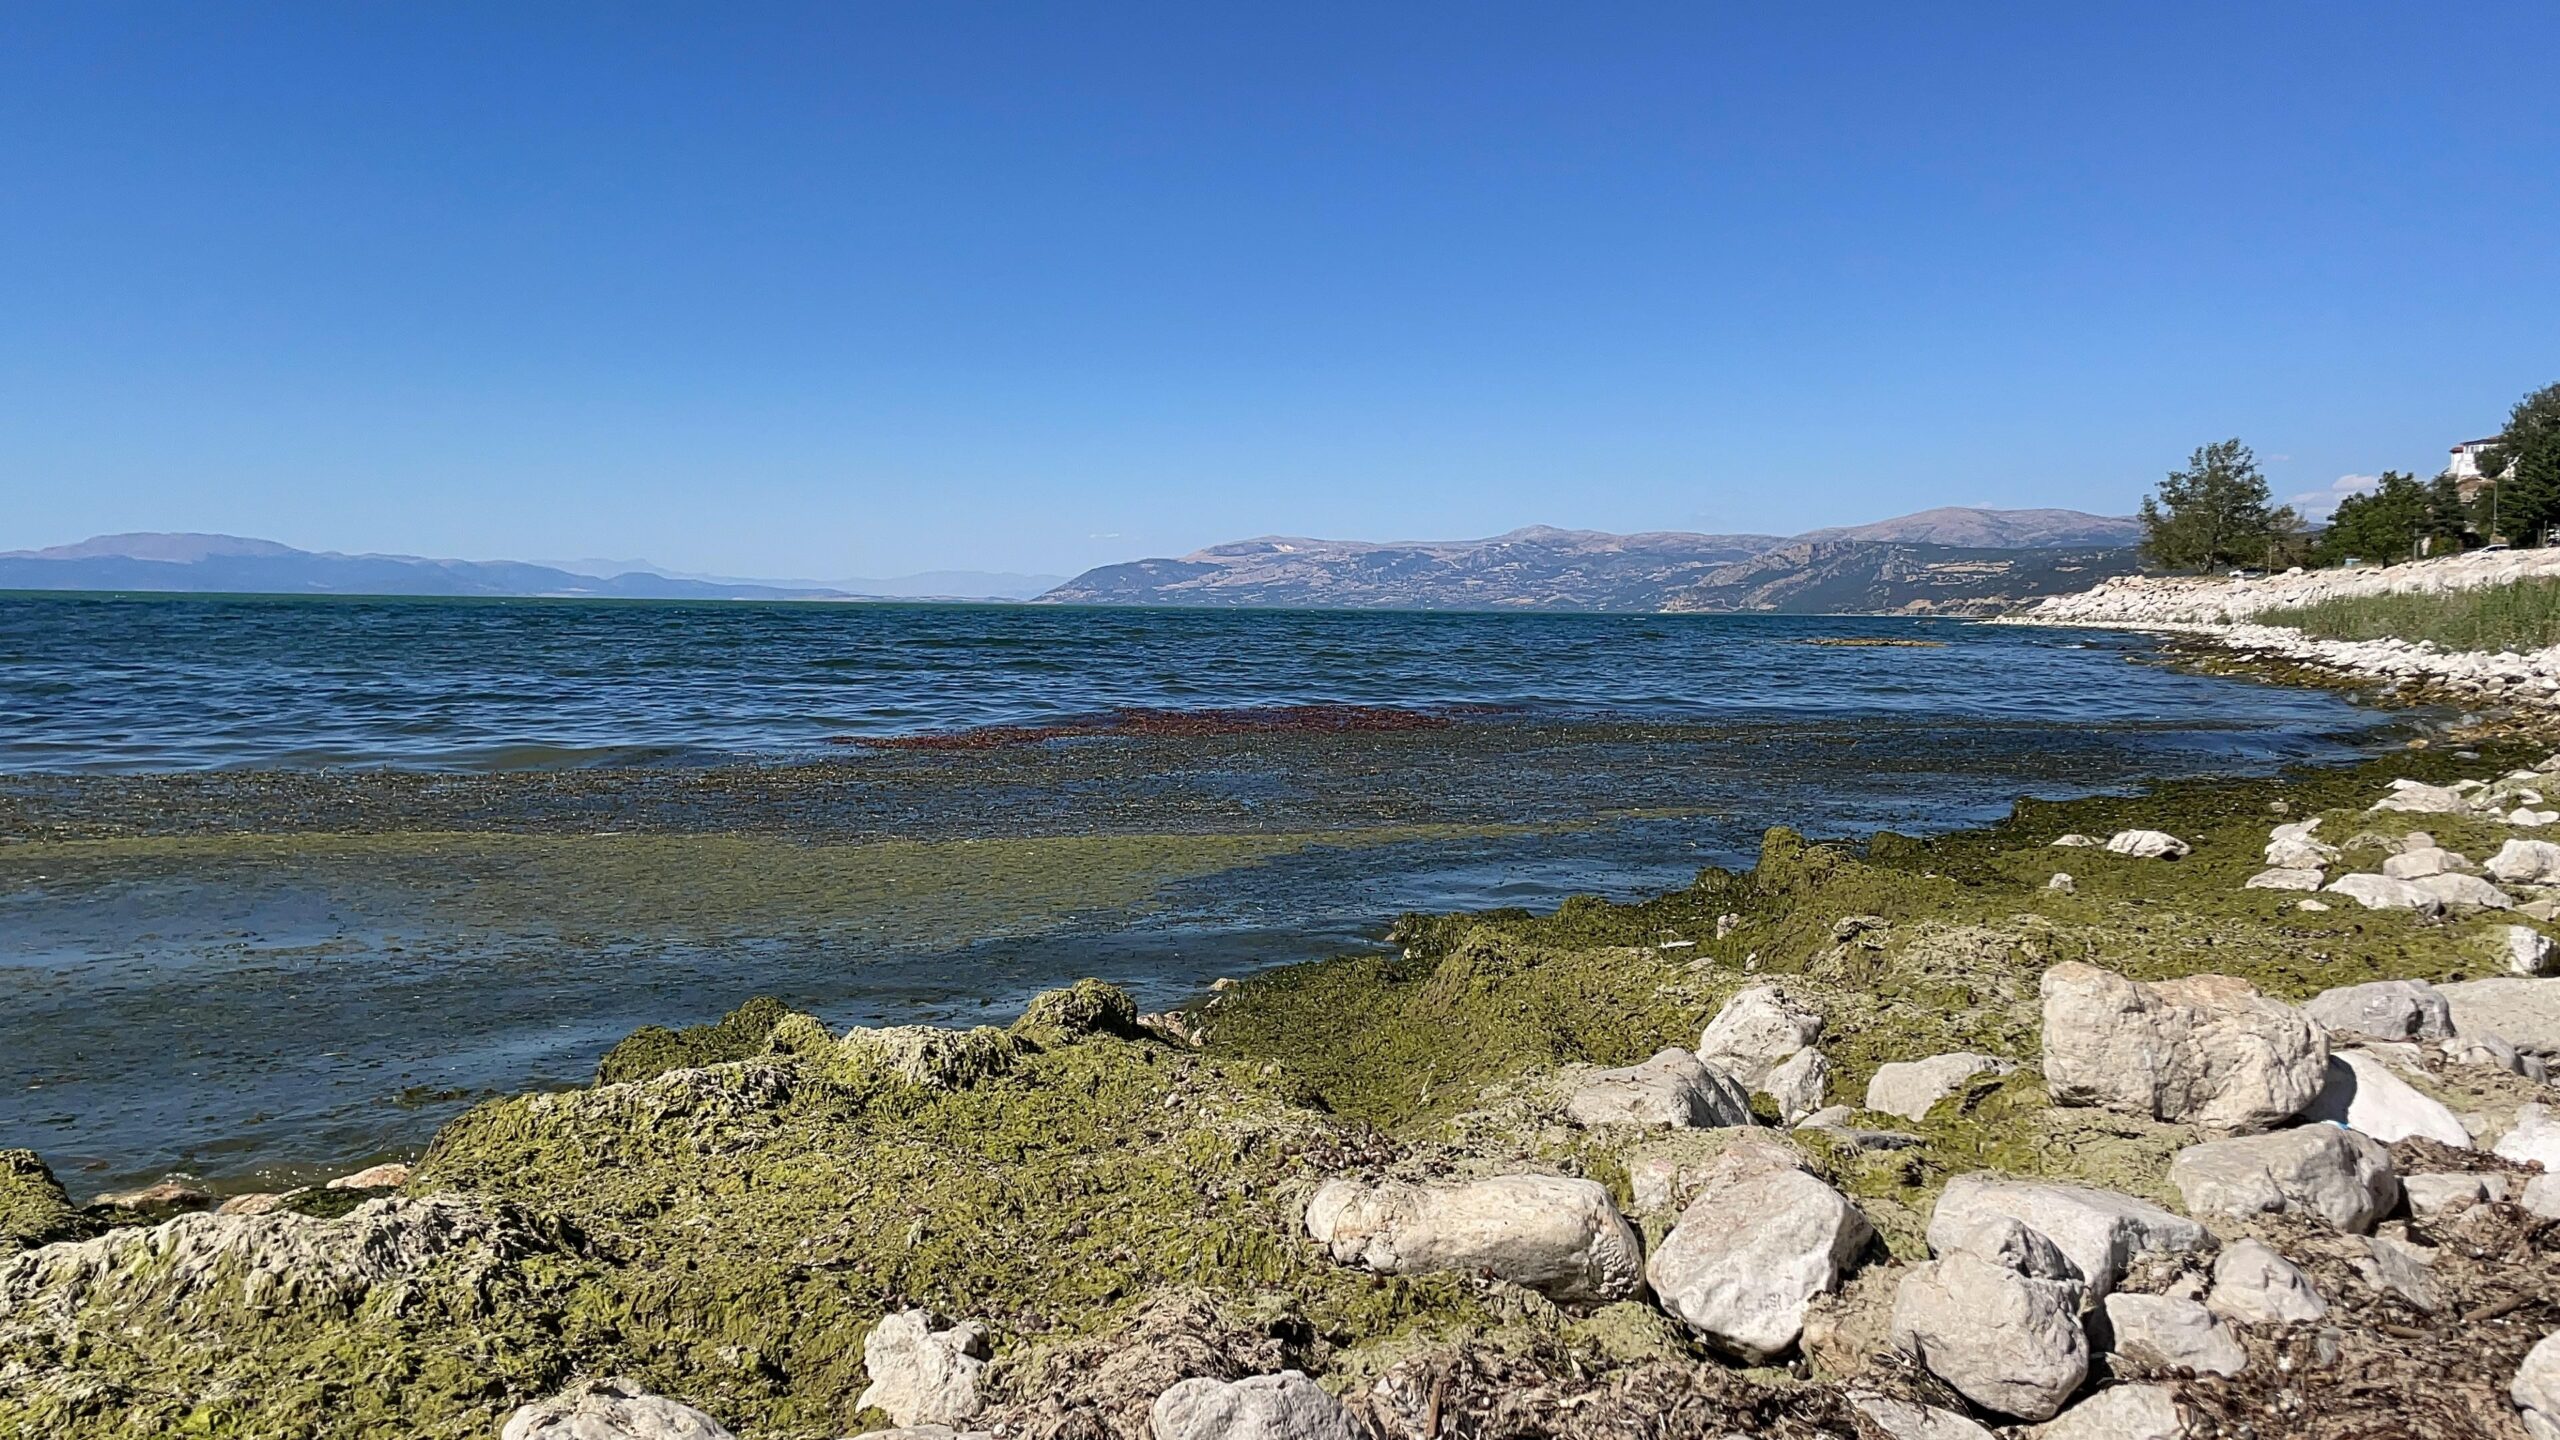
[0,534,1063,601]
[1037,507,2145,615]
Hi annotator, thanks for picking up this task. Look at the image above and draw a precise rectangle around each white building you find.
[2450,436,2515,501]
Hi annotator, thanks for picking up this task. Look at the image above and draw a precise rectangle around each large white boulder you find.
[1864,1053,2011,1122]
[858,1310,990,1429]
[2030,1385,2185,1440]
[2403,1172,2508,1217]
[1149,1372,1360,1440]
[2106,829,2191,859]
[2246,867,2326,891]
[2503,926,2558,977]
[2301,980,2454,1042]
[2414,872,2515,911]
[1891,1250,2089,1422]
[2207,1238,2326,1325]
[2101,1292,2246,1377]
[2382,846,2469,879]
[2373,780,2468,815]
[2489,839,2560,885]
[2039,963,2328,1133]
[1696,985,1822,1089]
[1304,1174,1642,1303]
[2515,1331,2560,1440]
[1647,1147,1873,1361]
[2301,1050,2472,1147]
[2442,978,2560,1054]
[1925,1173,2211,1299]
[2169,1126,2400,1233]
[1565,1048,1753,1129]
[502,1378,734,1440]
[2266,832,2338,871]
[2497,1104,2560,1170]
[2321,873,2449,915]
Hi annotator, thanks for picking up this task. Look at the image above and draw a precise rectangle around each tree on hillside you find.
[2476,381,2560,545]
[2137,439,2300,571]
[2314,471,2427,565]
[2422,473,2472,554]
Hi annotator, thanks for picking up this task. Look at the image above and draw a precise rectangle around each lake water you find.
[0,594,2391,1193]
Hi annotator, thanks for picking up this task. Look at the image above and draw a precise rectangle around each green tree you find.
[2137,439,2299,571]
[2314,471,2427,565]
[2476,381,2560,546]
[2422,472,2472,554]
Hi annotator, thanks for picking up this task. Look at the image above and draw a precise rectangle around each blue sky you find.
[2,5,2554,579]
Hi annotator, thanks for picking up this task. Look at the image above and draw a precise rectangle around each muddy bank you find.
[10,727,2560,1437]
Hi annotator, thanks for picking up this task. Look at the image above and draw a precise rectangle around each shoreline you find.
[8,644,2560,1436]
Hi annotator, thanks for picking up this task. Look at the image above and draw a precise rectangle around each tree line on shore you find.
[2137,380,2560,572]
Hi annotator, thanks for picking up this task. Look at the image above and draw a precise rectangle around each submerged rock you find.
[1564,1047,1752,1129]
[1891,1249,2088,1421]
[501,1377,735,1440]
[1149,1371,1358,1440]
[1645,1146,1874,1361]
[858,1309,990,1428]
[2039,963,2327,1133]
[2169,1125,2399,1232]
[1304,1174,1642,1303]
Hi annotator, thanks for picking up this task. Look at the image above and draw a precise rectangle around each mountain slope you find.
[0,535,854,600]
[1039,507,2143,613]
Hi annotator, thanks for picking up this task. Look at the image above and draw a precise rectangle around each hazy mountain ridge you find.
[0,534,1055,601]
[1039,507,2143,613]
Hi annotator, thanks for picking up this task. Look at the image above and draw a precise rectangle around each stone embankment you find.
[2012,548,2560,708]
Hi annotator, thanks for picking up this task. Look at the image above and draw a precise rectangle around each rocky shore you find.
[13,734,2560,1436]
[2013,550,2560,709]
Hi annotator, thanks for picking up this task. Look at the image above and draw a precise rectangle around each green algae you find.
[0,1149,92,1254]
[597,994,795,1085]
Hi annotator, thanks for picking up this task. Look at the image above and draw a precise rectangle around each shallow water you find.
[0,596,2393,1193]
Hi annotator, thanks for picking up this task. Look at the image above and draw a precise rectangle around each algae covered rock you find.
[501,1377,734,1440]
[829,1023,1019,1088]
[1148,1371,1359,1440]
[2039,963,2326,1133]
[0,1149,92,1255]
[1304,1173,1642,1303]
[1012,978,1141,1047]
[595,995,797,1085]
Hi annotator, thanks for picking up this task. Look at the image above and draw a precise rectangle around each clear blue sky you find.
[2,4,2553,579]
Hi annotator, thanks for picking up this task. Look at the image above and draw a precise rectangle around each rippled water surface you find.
[0,594,2394,1192]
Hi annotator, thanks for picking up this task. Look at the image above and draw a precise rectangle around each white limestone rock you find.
[2414,872,2515,911]
[2441,978,2560,1054]
[2373,780,2468,814]
[1849,1394,1995,1440]
[1304,1174,1642,1303]
[2490,839,2560,885]
[857,1310,990,1429]
[2039,963,2327,1133]
[2029,1385,2186,1440]
[2265,833,2339,871]
[2207,1238,2326,1325]
[1565,1048,1753,1129]
[2169,1126,2399,1233]
[2352,1233,2441,1311]
[1759,1045,1831,1124]
[2497,1104,2560,1170]
[2515,1331,2560,1440]
[2051,833,2100,848]
[2047,872,2076,894]
[2444,1029,2536,1076]
[2301,979,2454,1042]
[502,1378,734,1440]
[1696,985,1822,1090]
[2106,829,2191,859]
[2246,867,2326,891]
[2382,846,2468,879]
[1864,1052,2012,1122]
[2503,925,2559,977]
[1148,1371,1359,1440]
[2301,1050,2472,1147]
[1891,1250,2089,1422]
[1646,1143,1873,1361]
[1925,1173,2210,1299]
[2321,873,2450,915]
[2102,1292,2246,1377]
[2402,1172,2508,1217]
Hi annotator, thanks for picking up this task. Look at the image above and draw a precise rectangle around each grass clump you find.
[2260,577,2560,652]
